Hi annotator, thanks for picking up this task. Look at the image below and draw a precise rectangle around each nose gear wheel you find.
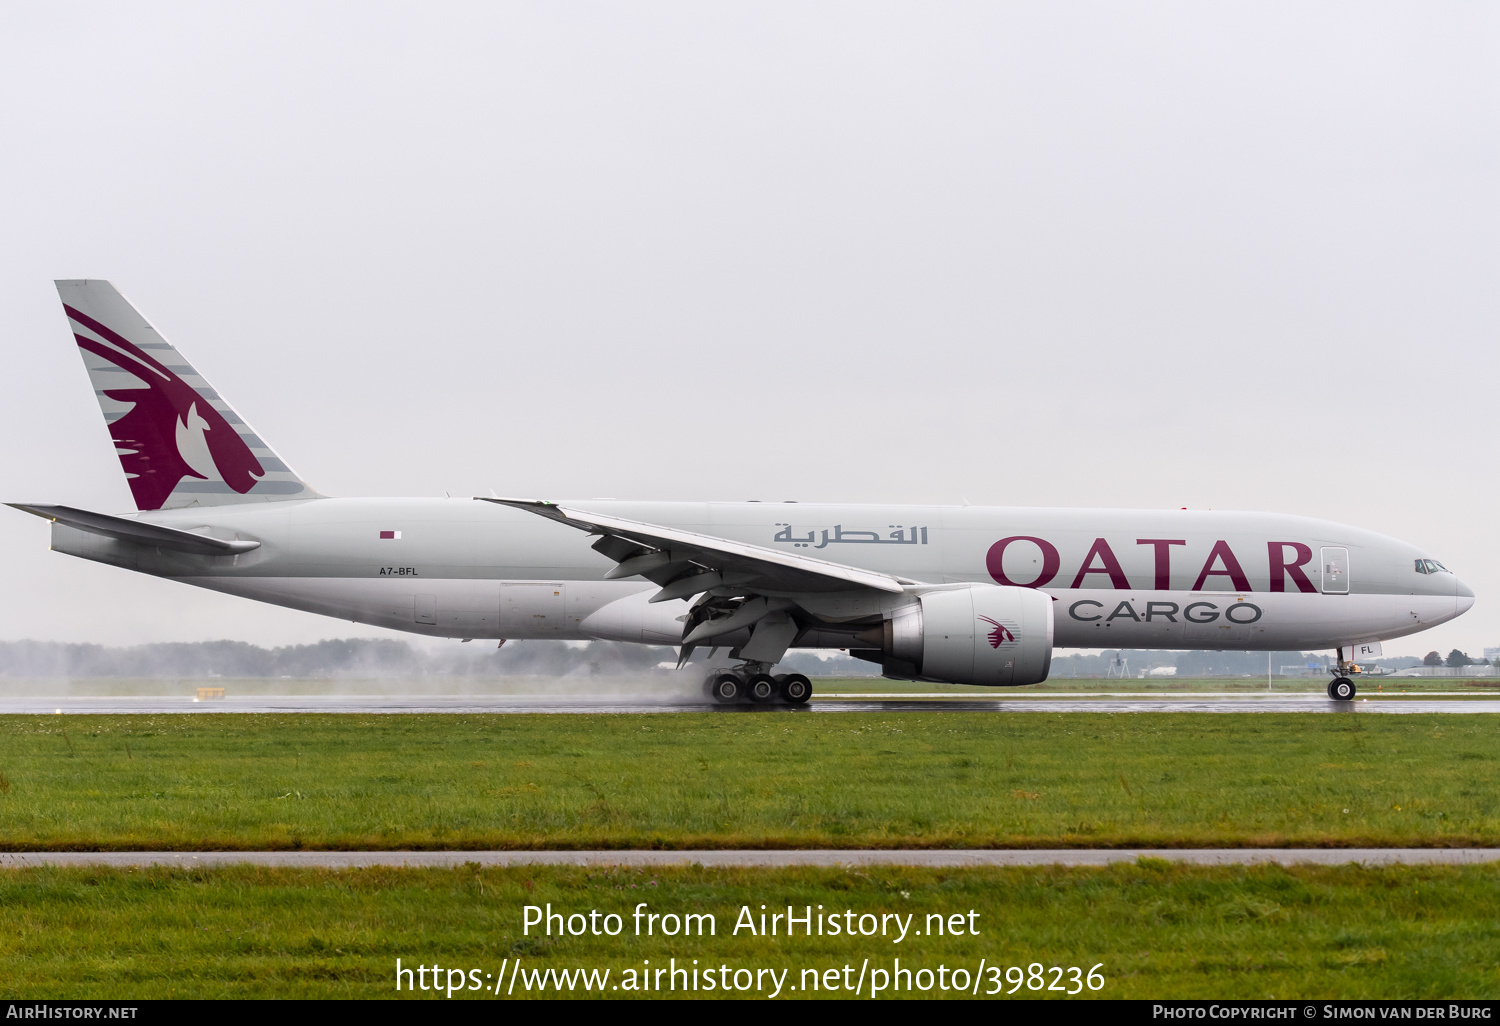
[1327,676,1356,701]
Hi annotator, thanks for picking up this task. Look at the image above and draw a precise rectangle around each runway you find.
[3,848,1498,869]
[1,694,1498,714]
[821,697,1500,714]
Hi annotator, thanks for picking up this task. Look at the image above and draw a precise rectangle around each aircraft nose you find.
[1455,576,1475,614]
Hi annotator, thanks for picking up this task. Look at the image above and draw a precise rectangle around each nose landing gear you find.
[1327,645,1358,701]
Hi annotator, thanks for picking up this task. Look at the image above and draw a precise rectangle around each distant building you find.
[1485,647,1500,663]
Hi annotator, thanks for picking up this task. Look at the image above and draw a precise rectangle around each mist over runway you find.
[5,694,1499,715]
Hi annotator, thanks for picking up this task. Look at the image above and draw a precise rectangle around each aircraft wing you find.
[477,497,912,600]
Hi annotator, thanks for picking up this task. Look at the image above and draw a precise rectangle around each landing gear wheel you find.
[746,673,779,703]
[778,673,812,705]
[1328,676,1356,701]
[711,674,745,704]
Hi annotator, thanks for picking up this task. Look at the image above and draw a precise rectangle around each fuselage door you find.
[1320,547,1349,594]
[502,583,566,634]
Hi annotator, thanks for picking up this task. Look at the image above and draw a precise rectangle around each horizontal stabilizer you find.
[7,503,260,555]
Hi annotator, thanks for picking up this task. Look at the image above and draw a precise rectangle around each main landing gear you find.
[1327,645,1357,701]
[705,667,813,706]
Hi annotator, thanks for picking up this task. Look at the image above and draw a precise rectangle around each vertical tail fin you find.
[55,279,320,511]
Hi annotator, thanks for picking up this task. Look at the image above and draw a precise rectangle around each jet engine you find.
[855,584,1053,686]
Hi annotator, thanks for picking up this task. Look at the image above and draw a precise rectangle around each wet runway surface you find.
[3,848,1498,869]
[825,697,1500,714]
[1,694,1498,714]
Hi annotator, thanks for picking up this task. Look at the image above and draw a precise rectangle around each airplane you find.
[8,280,1475,704]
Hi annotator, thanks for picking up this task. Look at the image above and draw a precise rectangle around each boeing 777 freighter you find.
[9,281,1474,703]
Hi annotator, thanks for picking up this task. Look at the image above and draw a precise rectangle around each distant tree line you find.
[0,638,876,679]
[0,639,1461,680]
[1422,649,1483,668]
[0,638,650,678]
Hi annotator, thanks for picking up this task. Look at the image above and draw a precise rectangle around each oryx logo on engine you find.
[978,616,1016,648]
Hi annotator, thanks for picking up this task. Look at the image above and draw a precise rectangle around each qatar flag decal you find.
[379,530,402,540]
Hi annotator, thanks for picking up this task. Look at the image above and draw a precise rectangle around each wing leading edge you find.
[477,498,911,597]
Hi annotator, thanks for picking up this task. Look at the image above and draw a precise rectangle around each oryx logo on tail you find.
[54,279,319,512]
[65,304,265,510]
[978,615,1016,648]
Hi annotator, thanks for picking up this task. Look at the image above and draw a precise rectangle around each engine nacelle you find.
[873,584,1053,686]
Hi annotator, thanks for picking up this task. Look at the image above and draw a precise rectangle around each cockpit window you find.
[1416,559,1448,575]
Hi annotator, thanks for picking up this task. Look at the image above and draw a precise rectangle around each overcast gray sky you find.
[1,2,1495,657]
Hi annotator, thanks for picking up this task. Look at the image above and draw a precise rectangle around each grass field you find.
[1,862,1496,999]
[1,712,1495,850]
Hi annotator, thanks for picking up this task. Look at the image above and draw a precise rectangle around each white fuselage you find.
[48,497,1472,654]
